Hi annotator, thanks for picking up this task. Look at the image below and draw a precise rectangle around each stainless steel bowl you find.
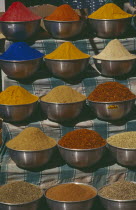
[0,19,41,41]
[107,143,136,167]
[0,100,38,122]
[57,144,106,168]
[0,191,43,210]
[87,98,136,121]
[45,57,90,79]
[0,57,43,79]
[88,17,132,38]
[43,19,84,39]
[93,58,136,77]
[7,145,56,169]
[45,182,97,210]
[98,184,136,210]
[40,100,86,122]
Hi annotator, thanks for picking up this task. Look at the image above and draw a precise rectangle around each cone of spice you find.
[41,86,86,103]
[45,183,97,201]
[0,181,43,204]
[0,2,41,21]
[6,127,56,151]
[98,180,136,200]
[45,42,90,60]
[58,129,106,149]
[87,82,136,102]
[93,39,136,61]
[45,4,80,21]
[88,3,132,19]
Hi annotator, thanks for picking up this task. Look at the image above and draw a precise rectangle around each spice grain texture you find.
[99,180,136,200]
[88,82,136,102]
[88,3,132,19]
[6,127,56,150]
[46,183,96,201]
[0,86,38,105]
[58,129,106,149]
[41,85,86,103]
[45,42,90,60]
[0,181,42,204]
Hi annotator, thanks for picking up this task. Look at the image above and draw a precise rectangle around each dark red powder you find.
[0,2,41,21]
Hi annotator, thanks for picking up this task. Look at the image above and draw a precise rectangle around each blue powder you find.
[0,42,44,61]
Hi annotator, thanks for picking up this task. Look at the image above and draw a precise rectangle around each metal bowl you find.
[45,57,90,79]
[93,58,136,77]
[0,19,41,41]
[43,19,84,39]
[45,182,97,210]
[88,17,132,38]
[57,144,106,168]
[98,184,136,210]
[7,145,56,169]
[0,100,38,122]
[0,189,43,210]
[87,98,136,121]
[0,57,43,79]
[107,143,136,167]
[40,99,86,122]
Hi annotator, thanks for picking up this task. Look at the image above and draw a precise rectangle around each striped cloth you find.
[1,37,136,192]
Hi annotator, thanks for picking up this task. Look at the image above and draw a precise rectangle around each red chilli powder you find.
[0,2,41,21]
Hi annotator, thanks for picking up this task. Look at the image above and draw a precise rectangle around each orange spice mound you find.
[45,4,80,21]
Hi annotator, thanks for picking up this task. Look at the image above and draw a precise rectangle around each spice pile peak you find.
[0,2,41,21]
[45,4,80,21]
[45,42,90,60]
[93,39,136,60]
[88,3,132,19]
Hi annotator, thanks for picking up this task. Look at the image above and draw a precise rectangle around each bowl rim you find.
[0,97,39,106]
[107,141,136,151]
[0,18,42,23]
[44,56,90,61]
[6,143,57,152]
[0,185,43,206]
[44,182,98,203]
[92,57,136,62]
[57,142,107,151]
[0,55,44,62]
[87,97,136,104]
[98,181,136,202]
[88,16,132,21]
[40,98,86,105]
[43,19,84,23]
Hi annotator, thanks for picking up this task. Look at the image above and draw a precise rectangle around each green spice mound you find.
[107,131,136,149]
[0,181,43,204]
[6,127,56,151]
[99,180,136,200]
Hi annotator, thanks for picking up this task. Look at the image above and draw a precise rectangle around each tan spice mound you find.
[41,85,86,103]
[87,82,136,102]
[46,183,96,201]
[45,42,90,60]
[6,127,56,151]
[93,39,136,61]
[0,86,38,105]
[107,131,136,149]
[0,181,43,204]
[99,180,136,200]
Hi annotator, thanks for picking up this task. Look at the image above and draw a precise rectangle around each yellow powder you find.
[93,39,136,60]
[44,42,90,60]
[88,3,133,19]
[41,85,86,103]
[0,86,39,105]
[6,127,57,151]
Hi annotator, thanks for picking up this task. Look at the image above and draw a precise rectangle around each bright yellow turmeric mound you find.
[88,3,133,19]
[0,86,39,105]
[45,42,90,60]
